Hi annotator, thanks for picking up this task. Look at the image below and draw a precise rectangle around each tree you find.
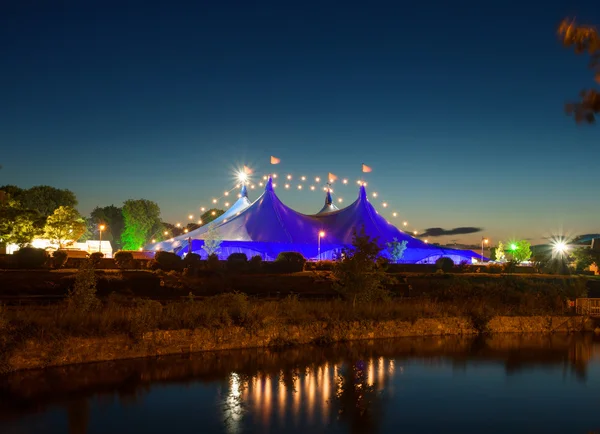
[385,237,408,263]
[332,227,395,307]
[44,206,87,248]
[200,208,225,225]
[20,185,78,217]
[90,205,124,249]
[571,247,600,272]
[558,18,600,123]
[121,199,163,250]
[0,185,24,201]
[509,240,532,263]
[202,226,222,256]
[495,242,506,262]
[0,198,44,246]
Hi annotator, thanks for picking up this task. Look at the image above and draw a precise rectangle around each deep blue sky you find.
[1,0,598,244]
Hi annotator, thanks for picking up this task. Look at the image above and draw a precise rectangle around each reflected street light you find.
[318,231,325,261]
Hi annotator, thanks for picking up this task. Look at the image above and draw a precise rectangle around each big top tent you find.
[146,177,480,264]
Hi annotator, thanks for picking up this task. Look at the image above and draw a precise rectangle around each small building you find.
[6,239,113,258]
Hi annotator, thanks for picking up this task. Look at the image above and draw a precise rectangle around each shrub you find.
[207,253,221,271]
[89,252,104,267]
[114,251,134,269]
[67,260,100,313]
[274,252,306,273]
[314,260,335,271]
[227,253,248,272]
[435,257,454,273]
[154,251,183,271]
[183,253,202,269]
[52,250,68,269]
[332,227,394,306]
[14,247,48,269]
[249,255,262,272]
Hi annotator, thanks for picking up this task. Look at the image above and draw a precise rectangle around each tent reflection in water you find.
[145,178,479,263]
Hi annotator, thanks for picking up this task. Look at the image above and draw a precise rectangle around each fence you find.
[575,298,600,316]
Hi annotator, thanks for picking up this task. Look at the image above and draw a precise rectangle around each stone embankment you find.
[5,315,594,372]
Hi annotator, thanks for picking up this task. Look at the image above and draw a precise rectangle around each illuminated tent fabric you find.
[316,190,339,214]
[153,177,479,263]
[145,184,252,252]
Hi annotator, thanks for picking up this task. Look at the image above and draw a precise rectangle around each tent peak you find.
[359,184,367,200]
[240,184,248,198]
[325,189,333,205]
[265,176,274,192]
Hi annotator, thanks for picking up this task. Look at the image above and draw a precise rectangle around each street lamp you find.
[98,224,106,252]
[481,237,489,262]
[318,231,325,261]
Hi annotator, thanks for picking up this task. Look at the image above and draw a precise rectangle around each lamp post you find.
[481,237,489,262]
[318,231,325,261]
[98,224,106,253]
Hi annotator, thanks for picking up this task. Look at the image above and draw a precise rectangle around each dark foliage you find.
[274,252,306,273]
[89,252,104,267]
[154,251,183,271]
[51,250,68,269]
[227,253,248,273]
[13,247,48,269]
[435,257,454,272]
[114,251,134,269]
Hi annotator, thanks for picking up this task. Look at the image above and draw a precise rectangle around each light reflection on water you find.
[1,334,600,434]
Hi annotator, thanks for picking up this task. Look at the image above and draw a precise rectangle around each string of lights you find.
[166,167,421,240]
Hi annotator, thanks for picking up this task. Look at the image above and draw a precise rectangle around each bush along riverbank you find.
[0,281,593,372]
[0,230,593,373]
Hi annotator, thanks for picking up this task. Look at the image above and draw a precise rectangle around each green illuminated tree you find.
[121,199,163,250]
[44,206,87,248]
[495,241,506,262]
[20,185,78,217]
[510,240,532,263]
[386,237,408,263]
[558,18,600,123]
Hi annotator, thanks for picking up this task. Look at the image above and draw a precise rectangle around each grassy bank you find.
[0,271,592,373]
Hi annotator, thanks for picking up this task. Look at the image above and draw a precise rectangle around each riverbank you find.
[3,314,594,372]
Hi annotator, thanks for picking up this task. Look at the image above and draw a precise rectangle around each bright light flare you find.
[287,174,292,180]
[237,171,248,183]
[319,231,325,238]
[99,224,106,231]
[342,179,348,184]
[551,238,569,257]
[188,214,193,220]
[310,186,315,190]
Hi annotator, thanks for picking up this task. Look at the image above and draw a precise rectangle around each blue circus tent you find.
[150,177,480,264]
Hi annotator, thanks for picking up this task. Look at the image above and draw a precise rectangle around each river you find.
[1,334,599,433]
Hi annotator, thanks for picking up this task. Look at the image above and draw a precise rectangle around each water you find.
[1,334,600,434]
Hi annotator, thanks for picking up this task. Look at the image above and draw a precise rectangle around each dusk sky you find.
[2,0,598,245]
